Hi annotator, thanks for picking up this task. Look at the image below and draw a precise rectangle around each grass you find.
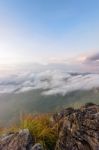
[0,114,58,150]
[20,113,58,150]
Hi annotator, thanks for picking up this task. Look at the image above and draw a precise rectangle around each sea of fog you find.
[0,65,99,126]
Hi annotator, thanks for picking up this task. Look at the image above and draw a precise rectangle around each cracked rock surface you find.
[55,103,99,150]
[0,129,34,150]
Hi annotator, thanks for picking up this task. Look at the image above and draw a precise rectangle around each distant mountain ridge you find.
[0,88,99,126]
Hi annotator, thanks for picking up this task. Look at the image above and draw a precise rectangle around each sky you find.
[0,0,99,65]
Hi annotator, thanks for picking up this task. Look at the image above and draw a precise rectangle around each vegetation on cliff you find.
[0,103,99,150]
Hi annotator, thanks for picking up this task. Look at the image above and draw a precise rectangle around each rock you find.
[0,103,98,150]
[32,143,44,150]
[0,129,34,150]
[55,103,99,150]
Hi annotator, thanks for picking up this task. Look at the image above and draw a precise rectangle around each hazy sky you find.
[0,0,99,64]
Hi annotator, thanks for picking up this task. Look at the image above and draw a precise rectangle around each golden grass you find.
[20,114,58,150]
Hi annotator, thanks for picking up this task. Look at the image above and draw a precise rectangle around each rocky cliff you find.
[0,103,99,150]
[55,103,99,150]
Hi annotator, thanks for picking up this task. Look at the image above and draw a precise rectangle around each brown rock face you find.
[0,129,34,150]
[0,129,44,150]
[55,103,99,150]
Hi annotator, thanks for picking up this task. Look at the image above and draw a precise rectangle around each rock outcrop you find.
[0,129,44,150]
[0,103,99,150]
[0,129,34,150]
[55,103,99,150]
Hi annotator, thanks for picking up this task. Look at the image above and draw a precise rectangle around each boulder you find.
[55,103,99,150]
[0,129,34,150]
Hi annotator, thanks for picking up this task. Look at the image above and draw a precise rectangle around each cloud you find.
[84,52,99,64]
[71,52,99,73]
[0,69,99,96]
